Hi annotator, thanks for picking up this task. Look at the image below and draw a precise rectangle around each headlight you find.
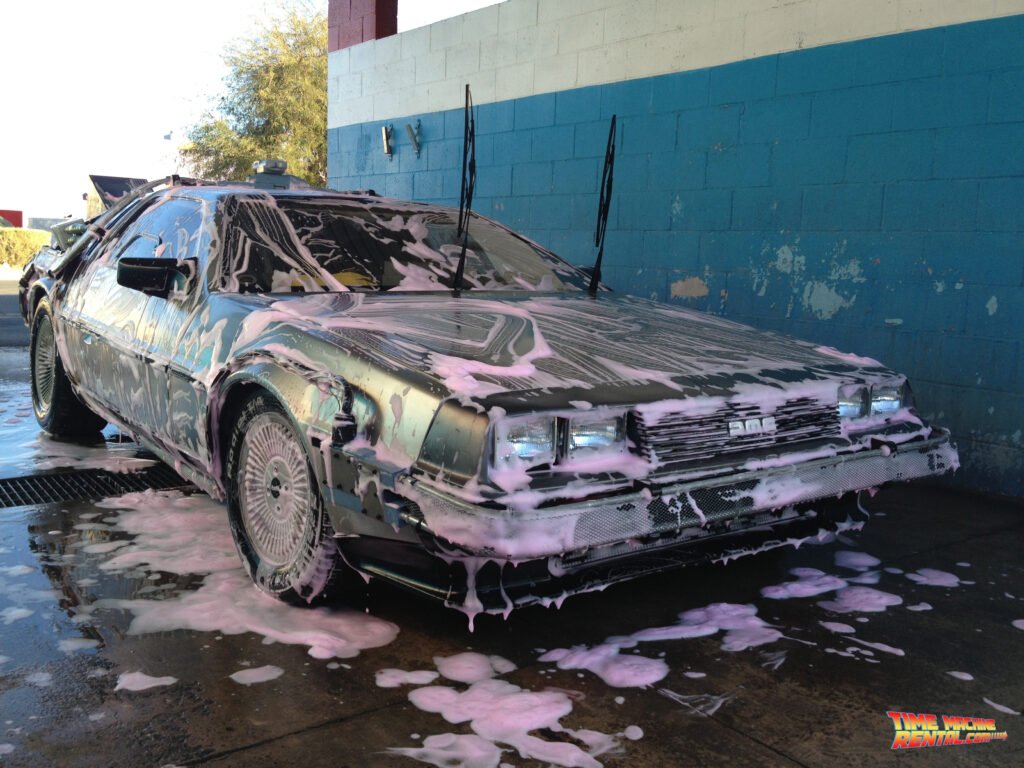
[838,384,869,419]
[568,415,625,460]
[871,383,905,415]
[494,417,556,467]
[838,380,909,420]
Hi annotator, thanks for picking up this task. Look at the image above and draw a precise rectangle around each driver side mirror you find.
[117,257,198,299]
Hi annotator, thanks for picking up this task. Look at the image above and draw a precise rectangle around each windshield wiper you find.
[588,114,616,296]
[453,84,476,293]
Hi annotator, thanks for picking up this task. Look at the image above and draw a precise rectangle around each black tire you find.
[225,391,343,604]
[30,298,107,438]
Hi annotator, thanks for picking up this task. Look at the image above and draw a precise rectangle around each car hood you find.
[229,291,887,403]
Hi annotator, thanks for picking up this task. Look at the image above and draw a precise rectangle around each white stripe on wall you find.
[328,0,1024,129]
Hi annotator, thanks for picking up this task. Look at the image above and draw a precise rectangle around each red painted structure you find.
[0,209,24,228]
[328,0,397,52]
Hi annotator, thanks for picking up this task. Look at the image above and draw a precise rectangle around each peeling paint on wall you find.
[986,296,998,316]
[670,277,710,299]
[773,245,803,276]
[750,241,860,320]
[802,281,857,320]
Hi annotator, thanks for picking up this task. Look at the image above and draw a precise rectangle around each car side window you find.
[117,234,161,262]
[113,198,206,264]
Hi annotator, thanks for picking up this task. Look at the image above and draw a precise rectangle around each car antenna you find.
[453,83,476,293]
[588,114,616,296]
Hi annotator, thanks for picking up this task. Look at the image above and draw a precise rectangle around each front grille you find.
[635,397,841,473]
[0,464,193,509]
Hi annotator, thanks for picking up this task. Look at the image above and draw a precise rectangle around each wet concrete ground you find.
[0,290,29,347]
[0,346,1022,767]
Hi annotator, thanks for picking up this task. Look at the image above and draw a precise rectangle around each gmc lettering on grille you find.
[728,416,777,438]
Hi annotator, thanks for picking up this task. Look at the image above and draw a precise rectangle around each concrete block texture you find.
[329,12,1024,495]
[327,0,1024,129]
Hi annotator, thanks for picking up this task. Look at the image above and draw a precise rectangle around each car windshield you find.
[219,195,592,293]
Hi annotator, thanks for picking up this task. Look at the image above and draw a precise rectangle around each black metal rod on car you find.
[453,84,476,293]
[588,114,616,296]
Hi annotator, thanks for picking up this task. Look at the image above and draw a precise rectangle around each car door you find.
[135,198,211,464]
[60,225,157,422]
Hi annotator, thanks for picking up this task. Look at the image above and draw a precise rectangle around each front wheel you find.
[30,298,107,437]
[226,392,342,603]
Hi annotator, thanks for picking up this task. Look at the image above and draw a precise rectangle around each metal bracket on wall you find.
[405,120,421,157]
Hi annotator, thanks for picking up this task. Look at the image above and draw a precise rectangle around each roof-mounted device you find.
[249,159,312,191]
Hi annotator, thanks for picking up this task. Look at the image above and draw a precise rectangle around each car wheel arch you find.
[210,361,350,495]
[28,284,51,319]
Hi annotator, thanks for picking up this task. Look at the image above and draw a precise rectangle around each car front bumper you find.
[399,428,959,561]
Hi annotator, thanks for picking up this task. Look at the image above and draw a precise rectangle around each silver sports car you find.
[19,172,958,619]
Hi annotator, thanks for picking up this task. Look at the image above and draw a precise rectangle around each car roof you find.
[163,185,394,206]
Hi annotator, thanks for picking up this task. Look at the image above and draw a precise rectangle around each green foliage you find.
[180,5,328,186]
[0,229,49,268]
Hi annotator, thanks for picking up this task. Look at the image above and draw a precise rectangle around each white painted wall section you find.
[328,0,1024,129]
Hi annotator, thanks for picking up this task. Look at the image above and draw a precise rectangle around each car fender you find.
[207,354,353,497]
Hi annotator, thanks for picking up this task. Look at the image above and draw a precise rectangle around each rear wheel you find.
[30,298,107,437]
[226,392,342,603]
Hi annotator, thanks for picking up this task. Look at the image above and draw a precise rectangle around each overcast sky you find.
[0,0,500,220]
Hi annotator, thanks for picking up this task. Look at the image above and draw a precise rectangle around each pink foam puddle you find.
[819,621,856,634]
[96,490,240,574]
[906,602,933,612]
[634,603,783,652]
[905,568,962,588]
[539,645,669,689]
[392,734,502,767]
[384,652,631,768]
[947,671,974,681]
[1,607,33,625]
[29,435,159,474]
[25,672,52,687]
[114,671,177,692]
[846,571,882,585]
[435,652,517,684]
[84,490,399,660]
[229,665,284,686]
[983,698,1020,716]
[761,568,847,599]
[376,669,440,688]
[97,570,398,659]
[57,638,100,654]
[540,603,782,691]
[1012,619,1024,631]
[0,565,34,577]
[818,586,902,614]
[834,551,881,571]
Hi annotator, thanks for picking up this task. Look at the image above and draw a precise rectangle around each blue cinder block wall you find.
[329,15,1024,497]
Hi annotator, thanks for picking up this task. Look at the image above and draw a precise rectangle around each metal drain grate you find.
[0,464,195,508]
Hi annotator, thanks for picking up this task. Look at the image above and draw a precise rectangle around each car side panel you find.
[60,256,153,421]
